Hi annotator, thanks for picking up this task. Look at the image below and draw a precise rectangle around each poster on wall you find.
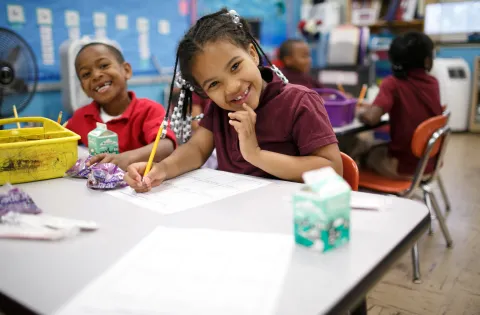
[196,0,288,58]
[0,0,190,82]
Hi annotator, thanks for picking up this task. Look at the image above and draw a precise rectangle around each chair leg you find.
[411,243,421,284]
[437,175,451,212]
[424,186,453,248]
[422,189,435,235]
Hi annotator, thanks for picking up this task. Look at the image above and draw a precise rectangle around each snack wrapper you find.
[65,156,127,190]
[65,156,94,178]
[0,185,42,216]
[86,163,128,190]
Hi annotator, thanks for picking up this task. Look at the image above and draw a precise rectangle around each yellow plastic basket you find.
[0,117,81,185]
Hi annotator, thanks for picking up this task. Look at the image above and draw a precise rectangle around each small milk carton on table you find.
[87,123,119,156]
[293,167,351,253]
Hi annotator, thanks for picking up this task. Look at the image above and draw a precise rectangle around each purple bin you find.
[313,88,357,127]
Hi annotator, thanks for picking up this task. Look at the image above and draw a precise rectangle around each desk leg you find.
[350,298,367,315]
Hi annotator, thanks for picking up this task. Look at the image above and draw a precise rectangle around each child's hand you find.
[86,152,132,171]
[228,103,261,162]
[124,162,167,193]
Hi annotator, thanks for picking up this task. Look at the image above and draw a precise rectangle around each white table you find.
[333,114,389,136]
[0,174,429,315]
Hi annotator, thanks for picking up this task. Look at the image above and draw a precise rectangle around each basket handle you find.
[0,117,63,131]
[313,88,348,101]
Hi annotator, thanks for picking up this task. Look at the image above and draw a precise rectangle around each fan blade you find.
[6,45,21,64]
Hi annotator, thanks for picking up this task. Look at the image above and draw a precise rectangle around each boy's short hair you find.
[278,39,304,61]
[74,42,125,68]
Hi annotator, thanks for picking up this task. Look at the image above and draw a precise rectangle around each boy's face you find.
[76,45,132,105]
[191,40,263,112]
[284,41,312,74]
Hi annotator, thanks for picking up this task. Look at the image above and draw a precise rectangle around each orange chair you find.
[359,112,453,283]
[341,152,359,191]
[435,106,451,212]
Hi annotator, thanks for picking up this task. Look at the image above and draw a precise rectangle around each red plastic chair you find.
[359,113,453,283]
[341,152,358,191]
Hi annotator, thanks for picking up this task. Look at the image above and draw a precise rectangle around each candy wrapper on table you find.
[65,156,127,190]
[0,185,42,216]
[65,156,94,178]
[86,163,128,190]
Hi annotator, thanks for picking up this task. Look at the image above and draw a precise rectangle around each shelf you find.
[363,20,424,32]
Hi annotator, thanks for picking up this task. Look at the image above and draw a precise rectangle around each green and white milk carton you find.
[87,122,119,155]
[293,167,351,253]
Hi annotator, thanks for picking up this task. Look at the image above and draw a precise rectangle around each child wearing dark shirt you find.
[358,32,442,179]
[123,8,342,192]
[278,39,323,89]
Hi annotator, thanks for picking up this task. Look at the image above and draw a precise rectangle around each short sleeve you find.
[292,92,338,155]
[142,103,177,148]
[199,101,214,132]
[65,110,87,145]
[373,76,396,113]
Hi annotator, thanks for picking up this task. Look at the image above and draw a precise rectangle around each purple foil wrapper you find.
[86,163,127,190]
[0,186,42,216]
[66,156,94,178]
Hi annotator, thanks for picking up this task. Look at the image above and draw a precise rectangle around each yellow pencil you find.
[357,84,367,106]
[12,105,21,129]
[337,83,346,94]
[57,111,63,124]
[143,123,165,177]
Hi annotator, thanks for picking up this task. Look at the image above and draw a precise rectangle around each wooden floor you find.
[367,133,480,315]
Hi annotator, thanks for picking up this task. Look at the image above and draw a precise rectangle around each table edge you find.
[325,213,431,315]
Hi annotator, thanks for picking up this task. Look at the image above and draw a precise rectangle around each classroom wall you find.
[3,0,293,122]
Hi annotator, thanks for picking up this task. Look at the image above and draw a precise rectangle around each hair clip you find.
[271,65,289,84]
[392,64,404,71]
[228,10,241,26]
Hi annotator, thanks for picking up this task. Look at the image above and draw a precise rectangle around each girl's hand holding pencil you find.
[124,162,167,193]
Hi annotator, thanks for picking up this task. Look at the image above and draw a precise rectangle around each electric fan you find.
[0,27,38,129]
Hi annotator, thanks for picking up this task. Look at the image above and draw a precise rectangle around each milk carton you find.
[293,167,351,252]
[87,123,119,155]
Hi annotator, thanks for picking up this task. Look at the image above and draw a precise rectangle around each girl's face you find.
[191,40,264,112]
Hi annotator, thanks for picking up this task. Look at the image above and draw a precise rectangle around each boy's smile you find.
[75,44,132,114]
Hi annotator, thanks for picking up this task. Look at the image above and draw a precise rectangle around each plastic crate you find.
[314,88,357,127]
[0,117,80,185]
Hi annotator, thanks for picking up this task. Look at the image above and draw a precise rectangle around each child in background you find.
[357,32,442,179]
[278,39,323,89]
[66,43,176,170]
[124,8,342,192]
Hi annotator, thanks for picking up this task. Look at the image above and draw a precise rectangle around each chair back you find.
[340,152,359,191]
[405,114,450,197]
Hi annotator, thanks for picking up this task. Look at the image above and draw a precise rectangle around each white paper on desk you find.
[107,169,271,215]
[54,227,293,315]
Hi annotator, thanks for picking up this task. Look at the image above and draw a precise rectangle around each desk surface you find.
[0,174,429,315]
[333,115,389,136]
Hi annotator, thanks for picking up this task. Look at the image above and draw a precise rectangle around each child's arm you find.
[124,127,215,192]
[229,104,342,182]
[359,77,394,126]
[87,139,174,170]
[358,104,385,126]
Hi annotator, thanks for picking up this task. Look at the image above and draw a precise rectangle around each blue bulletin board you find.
[1,0,190,82]
[196,0,288,56]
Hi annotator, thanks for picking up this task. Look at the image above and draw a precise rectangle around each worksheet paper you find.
[54,227,293,315]
[107,169,271,215]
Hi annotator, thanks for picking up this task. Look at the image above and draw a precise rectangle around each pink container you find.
[313,88,357,127]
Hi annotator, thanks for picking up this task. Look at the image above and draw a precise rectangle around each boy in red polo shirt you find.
[358,32,442,179]
[278,39,323,89]
[123,9,342,192]
[66,43,176,170]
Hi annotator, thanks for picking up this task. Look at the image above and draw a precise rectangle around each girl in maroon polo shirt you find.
[357,32,442,179]
[124,8,342,192]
